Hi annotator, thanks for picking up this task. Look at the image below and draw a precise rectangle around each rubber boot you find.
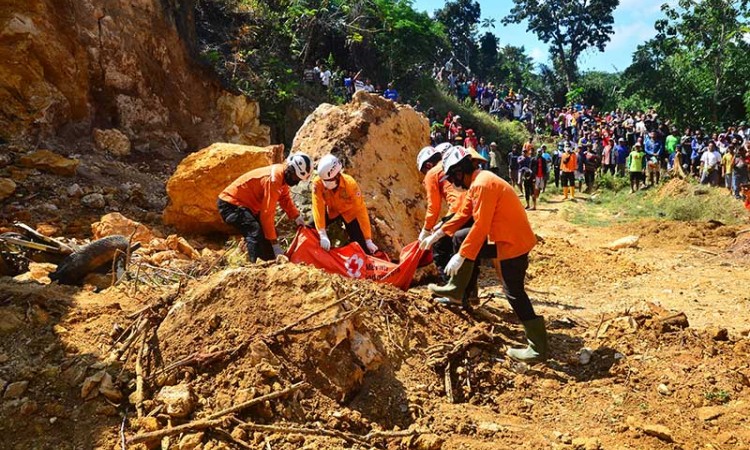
[506,316,549,363]
[428,260,475,304]
[570,186,575,199]
[563,187,568,199]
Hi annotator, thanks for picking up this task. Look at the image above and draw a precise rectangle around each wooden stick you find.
[268,289,360,337]
[128,418,228,444]
[286,305,362,335]
[134,331,148,417]
[206,382,307,420]
[444,361,455,404]
[365,429,420,440]
[689,245,719,256]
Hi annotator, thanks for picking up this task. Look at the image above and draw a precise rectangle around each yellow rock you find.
[292,91,431,254]
[18,150,79,176]
[93,128,131,157]
[91,212,158,244]
[0,178,16,201]
[163,143,283,233]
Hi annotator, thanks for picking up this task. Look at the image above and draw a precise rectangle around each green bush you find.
[598,173,630,193]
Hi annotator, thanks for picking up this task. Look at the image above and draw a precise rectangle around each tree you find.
[477,32,499,80]
[435,0,481,72]
[503,0,619,91]
[622,0,750,126]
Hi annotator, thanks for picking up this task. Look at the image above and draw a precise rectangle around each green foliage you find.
[503,0,619,89]
[622,0,750,126]
[576,71,622,111]
[705,389,731,404]
[434,0,481,69]
[597,173,630,192]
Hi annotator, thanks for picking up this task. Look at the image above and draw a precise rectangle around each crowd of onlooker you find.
[534,106,750,207]
[432,59,535,127]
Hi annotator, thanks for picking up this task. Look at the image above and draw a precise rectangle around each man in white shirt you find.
[700,142,721,186]
[320,67,332,88]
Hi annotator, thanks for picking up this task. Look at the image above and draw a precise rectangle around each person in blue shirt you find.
[540,145,552,192]
[383,83,399,102]
[691,131,704,176]
[508,145,521,191]
[643,131,663,185]
[615,138,629,176]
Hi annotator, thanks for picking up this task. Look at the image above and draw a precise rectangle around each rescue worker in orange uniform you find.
[420,146,548,363]
[218,153,313,262]
[417,143,462,281]
[312,154,379,255]
[560,144,577,199]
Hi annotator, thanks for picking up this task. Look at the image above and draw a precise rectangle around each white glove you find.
[365,239,379,254]
[419,229,445,251]
[445,254,465,277]
[418,228,430,242]
[319,230,331,251]
[295,216,305,227]
[272,244,284,256]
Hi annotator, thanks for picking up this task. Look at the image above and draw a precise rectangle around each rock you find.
[0,178,16,201]
[66,183,84,198]
[93,128,131,157]
[18,150,79,176]
[216,93,271,146]
[19,400,38,415]
[292,91,431,254]
[696,405,725,421]
[411,433,444,450]
[642,424,674,442]
[98,371,122,402]
[81,193,106,209]
[13,262,56,285]
[164,235,200,259]
[163,143,283,233]
[4,380,29,399]
[605,235,640,250]
[578,348,593,365]
[597,316,638,338]
[708,327,729,341]
[156,383,195,418]
[0,308,24,334]
[572,437,601,450]
[91,212,157,244]
[657,383,670,396]
[177,432,204,450]
[133,416,160,431]
[36,224,60,237]
[95,404,118,416]
[81,370,106,400]
[350,330,383,371]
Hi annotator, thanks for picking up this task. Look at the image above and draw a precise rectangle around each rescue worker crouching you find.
[312,154,379,255]
[416,142,462,282]
[217,153,313,263]
[420,146,549,363]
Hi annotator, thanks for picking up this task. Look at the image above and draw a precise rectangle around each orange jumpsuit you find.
[218,164,299,241]
[442,170,536,261]
[312,173,372,240]
[423,161,464,231]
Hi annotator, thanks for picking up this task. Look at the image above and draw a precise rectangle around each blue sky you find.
[412,0,671,73]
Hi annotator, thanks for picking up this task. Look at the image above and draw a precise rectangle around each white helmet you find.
[286,152,313,181]
[442,146,471,175]
[416,146,437,171]
[317,154,343,180]
[435,142,452,156]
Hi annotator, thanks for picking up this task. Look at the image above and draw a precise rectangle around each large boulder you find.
[91,212,158,244]
[163,143,284,233]
[292,91,430,254]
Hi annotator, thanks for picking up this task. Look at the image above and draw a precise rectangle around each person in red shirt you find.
[420,147,548,363]
[218,153,313,262]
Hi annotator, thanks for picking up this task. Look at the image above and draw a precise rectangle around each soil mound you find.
[292,91,431,254]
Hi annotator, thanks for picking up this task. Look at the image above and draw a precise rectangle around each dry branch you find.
[128,418,229,444]
[268,289,361,337]
[234,420,370,446]
[206,381,307,420]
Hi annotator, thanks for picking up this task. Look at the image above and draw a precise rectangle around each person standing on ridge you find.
[218,153,313,262]
[312,154,379,255]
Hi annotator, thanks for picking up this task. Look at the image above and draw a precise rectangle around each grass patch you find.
[558,177,748,226]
